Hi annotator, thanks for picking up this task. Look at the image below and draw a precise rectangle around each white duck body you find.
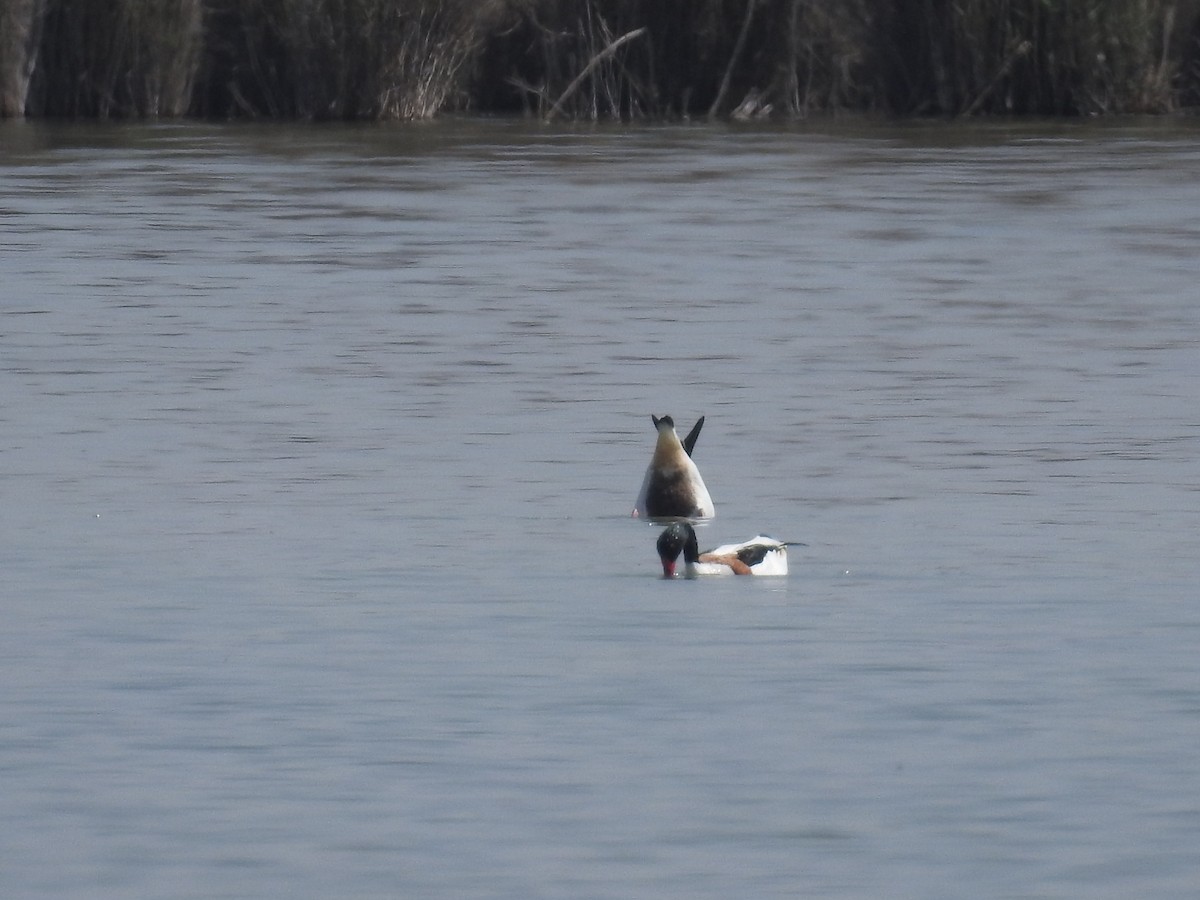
[657,523,789,577]
[705,535,789,576]
[632,415,715,521]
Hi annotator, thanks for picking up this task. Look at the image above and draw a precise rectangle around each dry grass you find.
[4,0,1199,119]
[29,0,202,117]
[0,0,46,116]
[876,0,1193,115]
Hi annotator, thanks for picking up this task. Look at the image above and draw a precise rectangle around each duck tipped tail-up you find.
[632,414,715,521]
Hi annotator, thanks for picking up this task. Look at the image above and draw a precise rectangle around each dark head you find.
[651,414,675,432]
[656,522,699,577]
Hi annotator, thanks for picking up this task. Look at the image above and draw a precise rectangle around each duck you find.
[631,414,715,521]
[656,522,789,577]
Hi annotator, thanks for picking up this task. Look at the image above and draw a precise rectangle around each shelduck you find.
[631,414,715,521]
[656,522,789,577]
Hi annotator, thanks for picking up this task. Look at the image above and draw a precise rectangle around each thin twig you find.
[544,26,647,122]
[708,0,759,119]
[959,40,1031,118]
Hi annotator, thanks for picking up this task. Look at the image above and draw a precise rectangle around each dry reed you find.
[3,0,1198,119]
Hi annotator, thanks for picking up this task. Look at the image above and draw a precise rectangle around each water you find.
[2,117,1199,898]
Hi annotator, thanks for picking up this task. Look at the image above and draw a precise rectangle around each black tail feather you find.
[681,416,705,457]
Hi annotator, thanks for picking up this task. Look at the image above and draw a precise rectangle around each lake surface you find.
[2,116,1199,898]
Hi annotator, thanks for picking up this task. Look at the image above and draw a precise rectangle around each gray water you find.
[2,118,1199,899]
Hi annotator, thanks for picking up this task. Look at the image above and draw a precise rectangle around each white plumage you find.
[656,523,790,578]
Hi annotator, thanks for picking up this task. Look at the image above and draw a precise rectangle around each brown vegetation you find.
[0,0,45,116]
[2,0,1198,120]
[31,0,203,117]
[878,0,1188,116]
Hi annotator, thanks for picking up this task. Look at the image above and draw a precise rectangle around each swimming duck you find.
[631,414,715,520]
[656,522,789,577]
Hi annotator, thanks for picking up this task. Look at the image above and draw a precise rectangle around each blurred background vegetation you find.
[3,0,1199,119]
